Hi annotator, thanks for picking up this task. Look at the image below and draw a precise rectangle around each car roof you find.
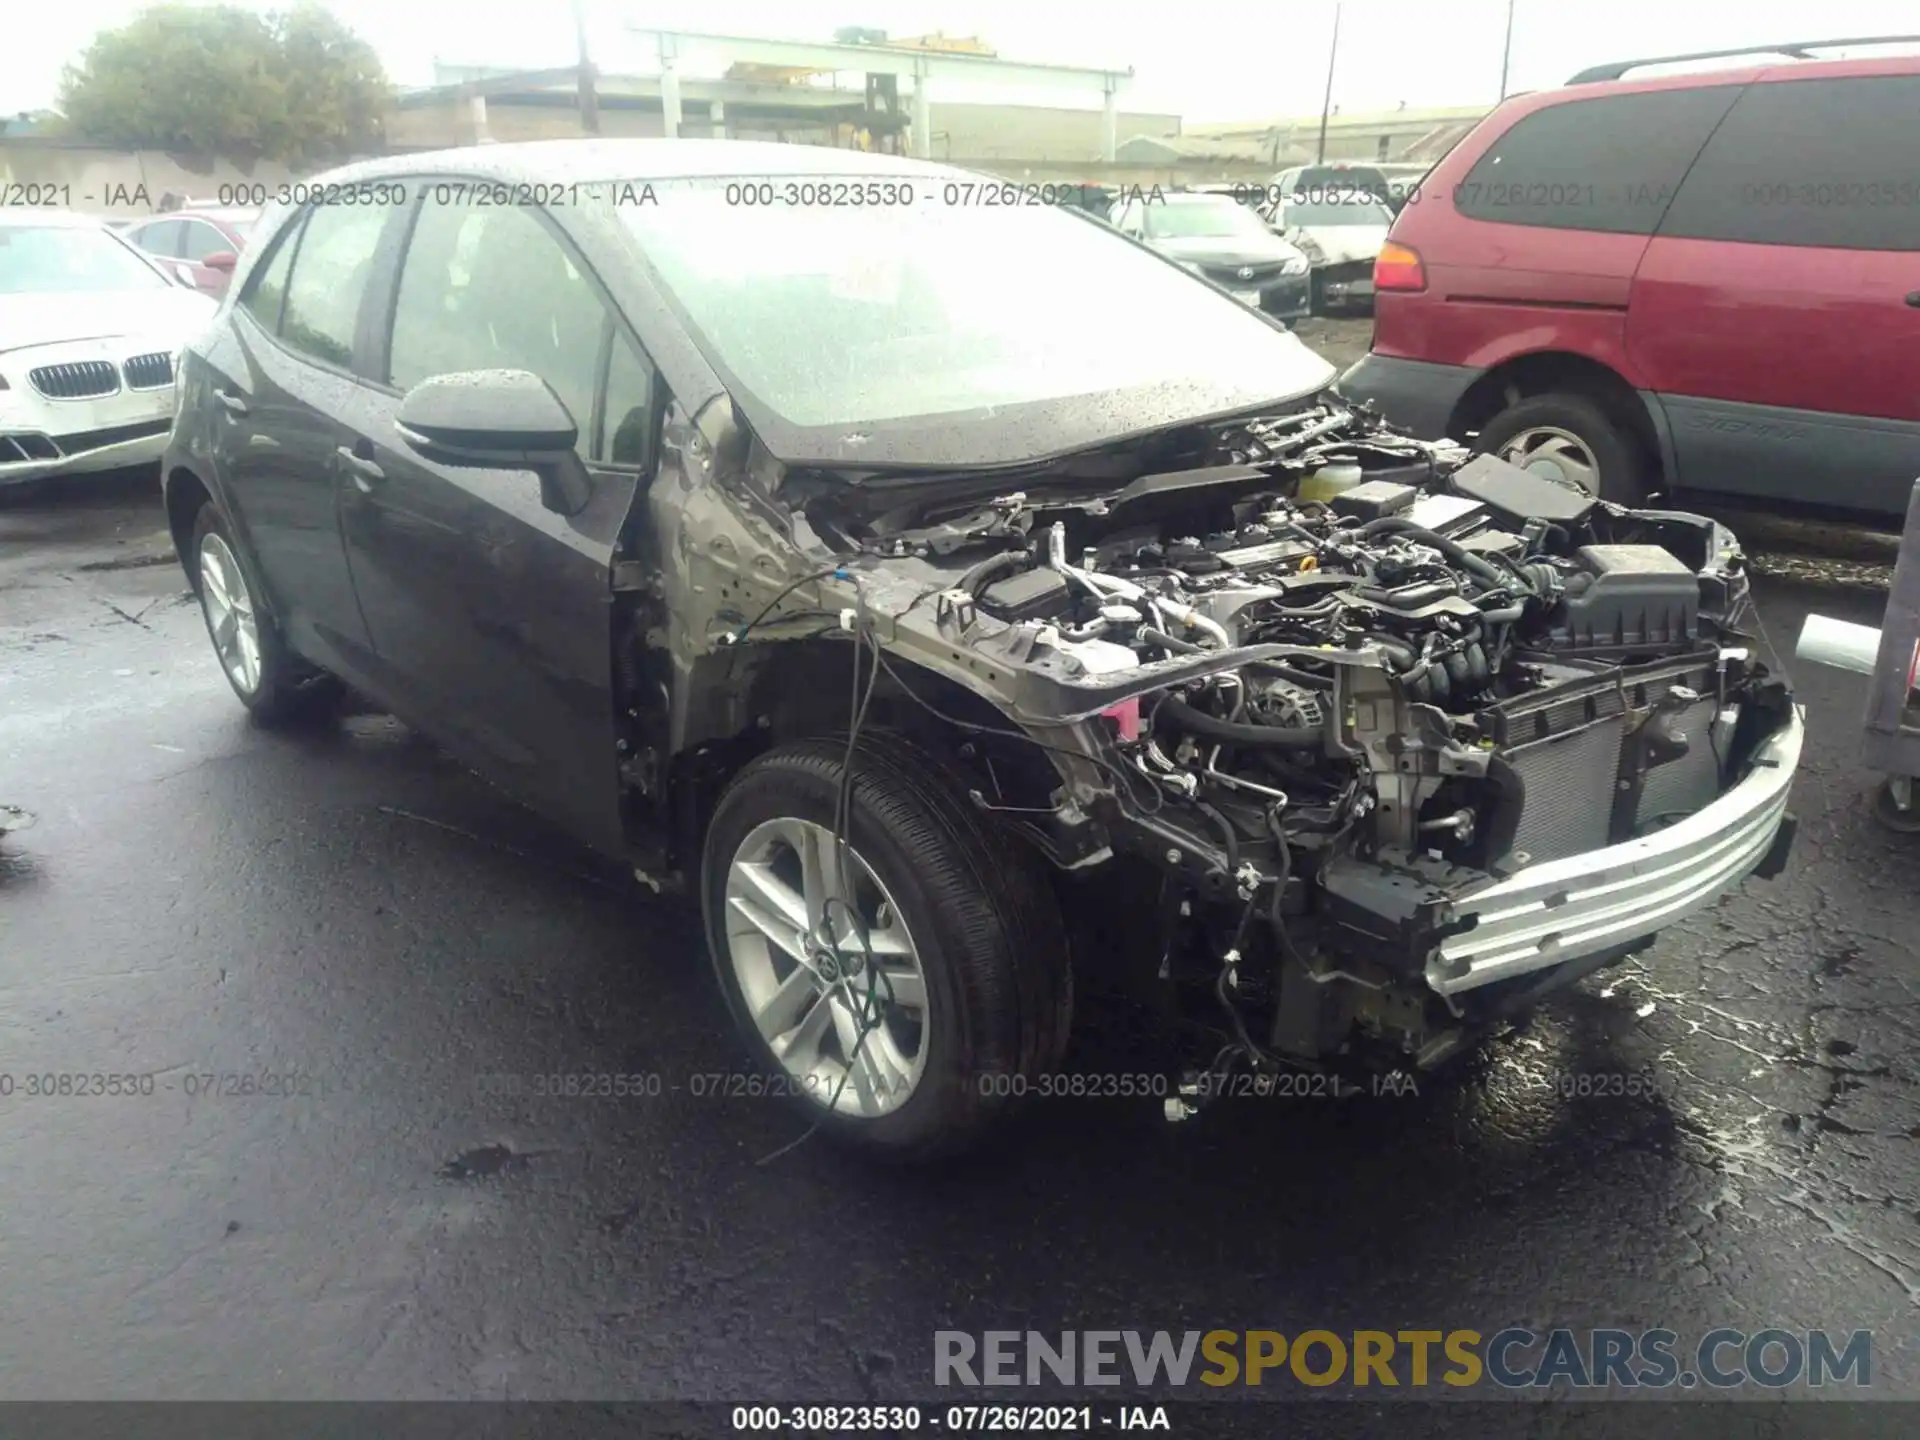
[1566,42,1920,86]
[307,138,965,188]
[1458,48,1920,144]
[1546,48,1918,100]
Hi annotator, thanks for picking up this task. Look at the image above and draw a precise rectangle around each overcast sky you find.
[13,0,1920,123]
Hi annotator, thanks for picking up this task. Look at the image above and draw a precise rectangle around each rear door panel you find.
[1377,83,1741,370]
[1628,71,1920,512]
[202,209,384,683]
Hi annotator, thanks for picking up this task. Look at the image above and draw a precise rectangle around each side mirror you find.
[203,250,238,273]
[395,369,592,516]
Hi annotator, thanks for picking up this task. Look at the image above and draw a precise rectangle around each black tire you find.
[188,501,342,725]
[1475,391,1651,505]
[701,735,1072,1161]
[1871,777,1920,834]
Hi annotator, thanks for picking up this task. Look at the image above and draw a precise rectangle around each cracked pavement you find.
[1,464,1916,1407]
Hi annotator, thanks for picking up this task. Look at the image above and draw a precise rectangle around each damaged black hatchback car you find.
[163,141,1802,1158]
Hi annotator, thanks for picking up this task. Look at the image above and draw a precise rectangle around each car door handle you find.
[214,389,248,416]
[335,444,385,487]
[1906,291,1920,308]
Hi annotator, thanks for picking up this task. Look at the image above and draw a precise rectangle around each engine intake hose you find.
[1155,693,1324,750]
[1141,626,1203,655]
[958,548,1028,597]
[1358,517,1532,596]
[1353,581,1456,610]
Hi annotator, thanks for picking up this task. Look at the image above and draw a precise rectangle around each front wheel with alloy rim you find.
[702,736,1072,1160]
[189,502,341,724]
[1474,391,1650,505]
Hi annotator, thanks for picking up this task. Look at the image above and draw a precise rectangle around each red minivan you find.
[1337,41,1920,516]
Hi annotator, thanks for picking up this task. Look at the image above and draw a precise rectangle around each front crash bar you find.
[1426,706,1803,996]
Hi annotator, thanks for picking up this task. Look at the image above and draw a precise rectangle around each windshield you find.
[616,178,1331,462]
[1143,199,1272,241]
[0,224,170,295]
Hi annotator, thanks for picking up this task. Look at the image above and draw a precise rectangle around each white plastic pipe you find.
[1796,613,1881,676]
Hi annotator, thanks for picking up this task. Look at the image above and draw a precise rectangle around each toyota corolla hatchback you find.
[163,140,1799,1159]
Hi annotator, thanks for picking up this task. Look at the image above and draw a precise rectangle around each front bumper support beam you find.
[1426,707,1804,996]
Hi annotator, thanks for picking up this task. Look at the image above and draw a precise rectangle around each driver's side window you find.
[389,196,607,459]
[389,190,660,468]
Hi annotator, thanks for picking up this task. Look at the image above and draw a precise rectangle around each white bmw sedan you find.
[1,211,217,493]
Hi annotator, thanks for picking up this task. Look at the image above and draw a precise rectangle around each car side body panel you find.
[193,309,379,683]
[1357,56,1920,516]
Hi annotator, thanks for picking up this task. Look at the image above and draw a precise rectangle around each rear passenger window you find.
[1658,76,1920,251]
[1453,86,1741,234]
[237,215,302,334]
[279,204,388,369]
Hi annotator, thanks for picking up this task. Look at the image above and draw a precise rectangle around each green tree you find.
[55,3,390,166]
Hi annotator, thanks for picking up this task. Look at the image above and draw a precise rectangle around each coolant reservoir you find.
[1299,461,1364,504]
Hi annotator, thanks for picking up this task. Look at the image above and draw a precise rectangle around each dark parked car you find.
[1110,191,1313,323]
[1338,42,1920,514]
[124,207,257,297]
[163,140,1800,1159]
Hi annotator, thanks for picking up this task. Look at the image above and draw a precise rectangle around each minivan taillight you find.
[1374,241,1426,293]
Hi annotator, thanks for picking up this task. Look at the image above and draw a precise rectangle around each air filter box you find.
[978,566,1071,622]
[1553,544,1698,652]
[1448,453,1596,527]
[1330,480,1418,523]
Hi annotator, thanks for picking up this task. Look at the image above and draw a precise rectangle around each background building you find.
[389,66,1178,166]
[1184,104,1491,167]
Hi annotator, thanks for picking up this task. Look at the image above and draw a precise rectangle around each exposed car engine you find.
[778,403,1796,1088]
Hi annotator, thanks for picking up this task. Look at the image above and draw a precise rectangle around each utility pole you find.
[1315,1,1343,164]
[572,0,600,135]
[1498,0,1517,101]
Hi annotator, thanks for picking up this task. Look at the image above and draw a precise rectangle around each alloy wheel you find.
[1496,425,1602,495]
[197,532,263,695]
[722,816,930,1117]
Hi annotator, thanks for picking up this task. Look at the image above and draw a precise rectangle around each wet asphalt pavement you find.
[2,459,1918,1414]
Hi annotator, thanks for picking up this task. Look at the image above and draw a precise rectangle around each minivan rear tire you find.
[1476,392,1650,505]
